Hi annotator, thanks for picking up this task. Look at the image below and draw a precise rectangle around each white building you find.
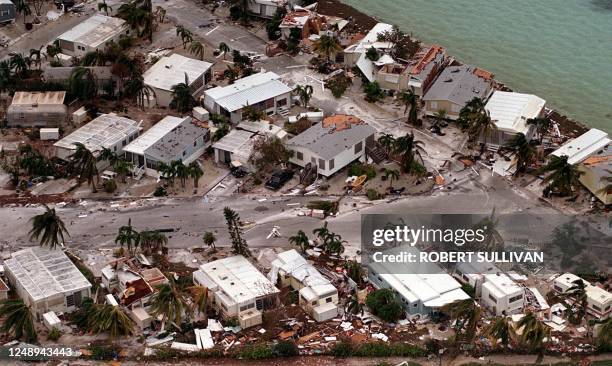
[212,129,257,166]
[368,246,470,315]
[123,116,210,177]
[143,54,213,108]
[7,91,68,128]
[553,273,612,320]
[248,0,290,18]
[203,72,292,124]
[4,247,92,317]
[551,128,610,165]
[56,14,129,57]
[54,113,141,167]
[269,250,339,322]
[482,91,546,149]
[480,273,524,316]
[192,256,279,328]
[453,261,500,297]
[344,22,394,68]
[286,115,376,177]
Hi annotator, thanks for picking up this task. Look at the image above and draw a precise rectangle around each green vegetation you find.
[325,73,352,98]
[29,204,69,250]
[47,327,61,341]
[0,299,37,342]
[366,188,383,201]
[224,207,251,257]
[363,81,385,102]
[330,340,425,357]
[365,289,403,322]
[347,162,377,179]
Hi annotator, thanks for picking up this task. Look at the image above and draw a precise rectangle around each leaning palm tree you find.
[313,221,331,244]
[312,34,342,61]
[68,142,99,193]
[123,74,156,109]
[537,155,584,197]
[384,168,400,190]
[188,285,208,321]
[485,316,515,349]
[115,218,140,253]
[29,204,69,249]
[294,84,314,109]
[440,299,481,343]
[188,41,206,60]
[188,161,203,190]
[139,230,168,254]
[517,312,549,353]
[202,231,216,250]
[98,147,119,167]
[377,133,396,156]
[9,53,28,77]
[150,280,192,330]
[170,73,195,113]
[0,299,37,342]
[289,230,311,254]
[501,132,535,174]
[393,132,426,175]
[89,303,133,340]
[219,42,231,60]
[399,88,419,126]
[563,279,588,324]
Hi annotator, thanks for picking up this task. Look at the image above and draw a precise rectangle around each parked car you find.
[265,169,294,190]
[230,161,247,178]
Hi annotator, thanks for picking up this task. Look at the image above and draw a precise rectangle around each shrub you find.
[47,327,61,341]
[325,74,352,98]
[229,5,241,20]
[353,342,426,357]
[363,81,385,103]
[366,188,382,201]
[225,317,239,327]
[348,163,377,179]
[153,186,167,197]
[272,340,298,357]
[461,283,476,298]
[88,344,120,360]
[330,341,353,357]
[238,343,274,359]
[113,247,125,258]
[103,178,117,193]
[365,288,403,323]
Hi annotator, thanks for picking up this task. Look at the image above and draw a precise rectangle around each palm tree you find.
[219,42,231,60]
[433,109,447,125]
[170,73,195,113]
[313,221,331,244]
[68,142,99,192]
[46,40,62,64]
[188,41,205,60]
[98,147,119,167]
[501,133,535,174]
[393,132,425,175]
[563,279,588,324]
[0,299,37,342]
[457,97,486,132]
[289,230,311,254]
[485,316,515,349]
[324,234,345,257]
[399,88,419,126]
[68,67,98,102]
[188,285,208,321]
[384,168,400,190]
[188,161,203,190]
[150,280,192,330]
[9,53,28,77]
[224,64,239,84]
[115,218,140,253]
[89,303,134,340]
[139,230,167,254]
[295,84,314,109]
[467,109,497,146]
[28,47,44,70]
[202,231,216,250]
[440,299,481,343]
[527,117,551,143]
[229,0,252,24]
[98,0,113,15]
[29,204,69,249]
[123,74,156,109]
[312,35,342,61]
[171,160,189,189]
[516,312,549,353]
[15,0,31,24]
[538,155,583,197]
[114,159,133,183]
[377,133,396,156]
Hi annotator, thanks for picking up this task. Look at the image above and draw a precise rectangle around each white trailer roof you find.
[123,116,188,155]
[485,91,546,134]
[143,54,212,92]
[54,113,140,153]
[551,128,610,165]
[483,273,523,297]
[198,255,279,307]
[57,14,126,49]
[4,248,91,303]
[270,249,337,299]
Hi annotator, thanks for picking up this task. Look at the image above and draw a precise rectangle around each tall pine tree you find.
[223,207,251,257]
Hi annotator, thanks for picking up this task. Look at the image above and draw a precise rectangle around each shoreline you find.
[317,0,590,138]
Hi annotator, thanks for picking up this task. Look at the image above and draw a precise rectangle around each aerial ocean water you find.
[343,0,612,133]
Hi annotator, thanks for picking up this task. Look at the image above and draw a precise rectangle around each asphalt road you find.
[0,173,565,254]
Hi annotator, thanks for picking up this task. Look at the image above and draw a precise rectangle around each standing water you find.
[343,0,612,133]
